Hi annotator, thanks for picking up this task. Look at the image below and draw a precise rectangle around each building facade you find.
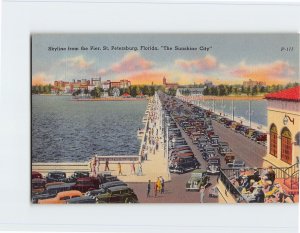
[264,86,300,167]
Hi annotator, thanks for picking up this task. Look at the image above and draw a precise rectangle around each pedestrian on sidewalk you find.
[156,177,162,193]
[160,176,165,194]
[154,182,158,197]
[144,148,148,160]
[92,156,97,177]
[118,162,123,176]
[131,161,135,175]
[147,180,151,198]
[105,159,110,171]
[96,157,100,174]
[200,186,205,203]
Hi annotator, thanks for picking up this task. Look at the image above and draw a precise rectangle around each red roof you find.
[122,93,131,97]
[265,86,300,102]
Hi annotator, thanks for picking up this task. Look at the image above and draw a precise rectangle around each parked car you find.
[38,190,82,204]
[100,180,128,189]
[46,171,67,183]
[224,153,235,165]
[169,157,200,174]
[66,196,96,204]
[70,177,100,193]
[186,169,209,191]
[218,145,232,156]
[32,182,76,203]
[210,135,219,147]
[67,171,90,183]
[206,157,221,175]
[209,186,219,198]
[95,186,138,203]
[32,171,43,180]
[32,178,46,195]
[98,172,119,184]
[228,160,246,169]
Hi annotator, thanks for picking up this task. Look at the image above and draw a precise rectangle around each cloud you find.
[175,55,220,73]
[99,52,154,76]
[32,72,53,85]
[231,60,296,84]
[58,55,95,70]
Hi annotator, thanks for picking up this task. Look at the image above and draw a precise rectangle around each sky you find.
[32,33,299,86]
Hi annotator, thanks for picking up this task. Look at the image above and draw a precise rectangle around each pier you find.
[32,94,170,183]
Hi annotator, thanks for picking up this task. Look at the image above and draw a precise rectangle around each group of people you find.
[89,156,143,177]
[147,176,165,198]
[230,166,293,203]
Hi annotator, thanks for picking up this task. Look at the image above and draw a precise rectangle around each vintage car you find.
[100,180,128,189]
[209,135,219,147]
[202,146,215,161]
[98,172,119,184]
[228,160,246,169]
[32,182,76,203]
[67,171,90,183]
[70,177,100,193]
[86,181,128,199]
[186,169,210,191]
[46,171,67,183]
[206,157,221,175]
[31,178,46,195]
[32,171,43,180]
[209,186,219,198]
[218,145,232,156]
[38,190,82,204]
[224,153,235,165]
[169,157,200,174]
[66,196,96,204]
[95,186,138,203]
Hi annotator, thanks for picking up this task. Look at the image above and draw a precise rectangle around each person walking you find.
[200,186,205,203]
[105,159,109,171]
[92,156,97,177]
[160,176,165,194]
[156,177,162,193]
[147,180,151,198]
[131,161,135,175]
[118,162,123,176]
[96,158,100,174]
[154,182,158,197]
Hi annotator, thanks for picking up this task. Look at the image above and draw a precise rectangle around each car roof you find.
[46,182,75,190]
[57,190,82,197]
[192,169,206,174]
[48,171,66,174]
[108,186,130,192]
[66,196,94,203]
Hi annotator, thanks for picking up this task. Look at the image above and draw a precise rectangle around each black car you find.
[32,182,76,203]
[46,171,68,183]
[96,186,138,203]
[169,157,200,174]
[67,171,90,183]
[66,196,96,204]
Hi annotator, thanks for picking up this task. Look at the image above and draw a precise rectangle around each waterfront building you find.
[91,77,101,87]
[163,76,178,89]
[243,79,266,88]
[102,81,111,91]
[264,86,300,167]
[204,80,213,88]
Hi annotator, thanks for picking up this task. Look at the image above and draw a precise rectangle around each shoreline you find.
[72,97,148,101]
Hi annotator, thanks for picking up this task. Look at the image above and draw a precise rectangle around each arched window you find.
[295,132,300,146]
[270,124,277,157]
[281,127,292,164]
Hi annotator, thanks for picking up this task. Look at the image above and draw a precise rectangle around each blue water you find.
[32,96,147,162]
[194,99,267,126]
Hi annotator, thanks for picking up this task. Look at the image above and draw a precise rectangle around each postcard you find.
[31,33,299,204]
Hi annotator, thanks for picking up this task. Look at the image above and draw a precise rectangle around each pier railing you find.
[219,169,248,203]
[95,155,141,163]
